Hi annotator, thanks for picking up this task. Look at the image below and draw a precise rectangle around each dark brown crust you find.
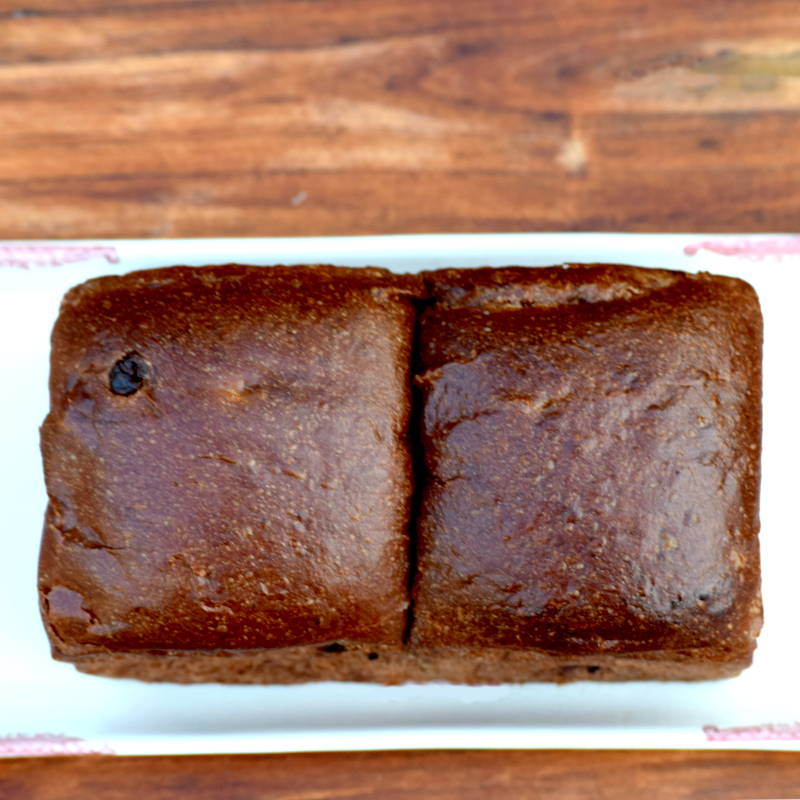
[70,644,749,684]
[412,265,762,665]
[38,263,763,683]
[39,264,419,655]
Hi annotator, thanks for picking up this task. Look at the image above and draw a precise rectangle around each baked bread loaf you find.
[412,265,763,680]
[38,263,763,683]
[39,264,420,681]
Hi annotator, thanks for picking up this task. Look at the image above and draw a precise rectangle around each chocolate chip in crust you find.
[109,354,149,396]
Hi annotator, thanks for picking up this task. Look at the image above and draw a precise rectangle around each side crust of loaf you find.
[69,643,751,684]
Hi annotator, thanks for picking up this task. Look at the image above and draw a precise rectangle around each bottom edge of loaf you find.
[61,642,753,684]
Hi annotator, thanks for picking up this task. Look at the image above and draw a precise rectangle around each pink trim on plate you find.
[684,238,800,260]
[703,722,800,742]
[0,733,115,757]
[0,244,120,269]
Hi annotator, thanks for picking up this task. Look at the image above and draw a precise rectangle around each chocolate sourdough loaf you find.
[38,263,763,683]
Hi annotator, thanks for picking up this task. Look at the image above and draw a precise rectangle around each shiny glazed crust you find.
[413,265,763,668]
[39,265,418,657]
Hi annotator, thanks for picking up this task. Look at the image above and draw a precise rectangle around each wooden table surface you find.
[2,0,800,237]
[2,750,800,799]
[2,0,799,796]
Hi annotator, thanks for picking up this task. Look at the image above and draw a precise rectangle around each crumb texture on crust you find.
[425,264,683,310]
[72,643,751,684]
[412,265,762,660]
[40,265,419,656]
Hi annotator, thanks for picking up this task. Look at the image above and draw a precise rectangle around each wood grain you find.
[3,750,800,799]
[1,0,799,236]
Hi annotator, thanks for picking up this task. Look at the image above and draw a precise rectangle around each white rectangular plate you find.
[2,233,799,756]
